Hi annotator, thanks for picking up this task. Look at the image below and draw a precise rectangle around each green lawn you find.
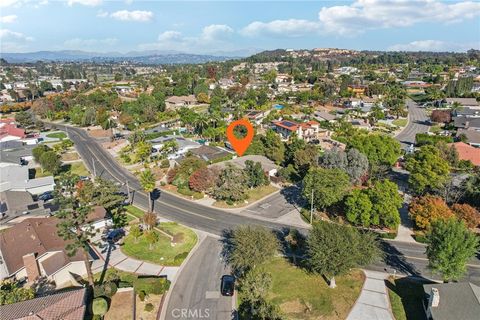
[121,222,197,266]
[386,277,430,320]
[125,205,145,219]
[392,118,408,127]
[46,131,67,139]
[67,162,90,176]
[259,258,364,320]
[29,167,52,178]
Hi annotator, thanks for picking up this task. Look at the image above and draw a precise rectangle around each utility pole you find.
[92,157,96,179]
[126,179,130,204]
[310,189,314,225]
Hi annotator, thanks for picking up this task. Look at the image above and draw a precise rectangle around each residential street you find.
[395,99,430,149]
[164,237,234,320]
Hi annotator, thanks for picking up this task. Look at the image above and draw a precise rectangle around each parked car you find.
[220,275,235,296]
[38,191,54,201]
[102,228,125,243]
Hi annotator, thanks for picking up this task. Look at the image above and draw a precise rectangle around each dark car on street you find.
[220,275,235,296]
[102,228,125,244]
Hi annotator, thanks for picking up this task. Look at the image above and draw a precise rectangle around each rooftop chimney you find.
[22,253,40,283]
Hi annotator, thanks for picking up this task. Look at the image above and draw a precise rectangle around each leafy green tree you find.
[307,222,381,288]
[244,160,269,188]
[293,144,318,177]
[145,231,159,250]
[213,164,248,203]
[39,151,61,174]
[406,145,451,194]
[368,180,403,229]
[302,168,351,211]
[384,84,406,118]
[139,169,156,212]
[245,136,266,156]
[134,141,152,163]
[32,144,51,163]
[345,133,401,167]
[344,189,373,227]
[262,129,285,164]
[225,225,279,275]
[130,225,142,243]
[320,148,368,185]
[426,219,479,282]
[0,280,35,305]
[14,111,34,128]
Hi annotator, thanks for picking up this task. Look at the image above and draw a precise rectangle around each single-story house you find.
[246,110,269,125]
[448,142,480,166]
[0,217,96,288]
[0,124,26,142]
[0,162,55,195]
[0,287,87,320]
[314,111,337,123]
[350,118,372,131]
[445,98,480,109]
[0,190,51,224]
[423,282,480,320]
[457,129,480,147]
[210,155,279,177]
[454,107,480,118]
[0,140,35,165]
[165,95,198,109]
[150,135,201,159]
[189,145,231,162]
[453,117,480,130]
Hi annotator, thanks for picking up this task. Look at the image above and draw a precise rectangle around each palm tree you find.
[384,85,407,119]
[139,169,156,213]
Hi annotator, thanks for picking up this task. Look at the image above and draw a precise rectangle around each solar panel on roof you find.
[283,121,296,127]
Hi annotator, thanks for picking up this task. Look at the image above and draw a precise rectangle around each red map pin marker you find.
[226,118,254,157]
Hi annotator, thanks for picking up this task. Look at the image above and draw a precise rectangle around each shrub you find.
[103,282,118,298]
[174,252,189,264]
[145,303,154,312]
[118,281,133,288]
[93,285,105,298]
[452,204,480,229]
[409,195,454,230]
[92,297,108,316]
[134,277,170,295]
[138,290,146,301]
[160,159,170,168]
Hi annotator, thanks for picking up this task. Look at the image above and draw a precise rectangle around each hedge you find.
[415,133,453,146]
[133,277,170,295]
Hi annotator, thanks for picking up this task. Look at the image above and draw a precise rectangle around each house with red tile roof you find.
[0,124,26,142]
[272,120,320,142]
[449,142,480,166]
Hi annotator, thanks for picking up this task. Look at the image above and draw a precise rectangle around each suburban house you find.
[211,155,279,177]
[150,135,201,159]
[423,282,480,320]
[0,123,26,142]
[0,190,51,226]
[0,140,35,165]
[457,129,480,147]
[314,111,337,123]
[445,98,480,109]
[448,142,480,166]
[0,217,95,288]
[454,107,480,118]
[272,120,320,142]
[0,162,55,195]
[453,117,480,130]
[189,145,231,163]
[165,95,198,109]
[0,287,87,320]
[246,110,269,125]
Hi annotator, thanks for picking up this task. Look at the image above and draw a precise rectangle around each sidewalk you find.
[394,194,416,243]
[346,270,394,320]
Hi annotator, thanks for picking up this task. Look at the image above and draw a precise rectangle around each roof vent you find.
[430,287,440,308]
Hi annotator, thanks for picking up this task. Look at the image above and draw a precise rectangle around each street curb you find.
[158,231,208,320]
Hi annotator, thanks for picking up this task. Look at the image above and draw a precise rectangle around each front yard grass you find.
[260,257,364,320]
[46,131,67,139]
[213,184,278,208]
[121,222,197,266]
[386,277,431,320]
[67,162,90,176]
[392,118,408,127]
[125,205,145,219]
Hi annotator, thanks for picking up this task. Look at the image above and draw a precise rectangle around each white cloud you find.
[67,0,102,6]
[0,15,17,23]
[63,37,118,49]
[0,0,20,8]
[0,0,48,8]
[389,40,480,52]
[201,24,233,41]
[0,29,33,41]
[110,10,153,22]
[158,30,183,42]
[96,10,108,18]
[241,19,321,37]
[140,24,235,53]
[240,0,480,37]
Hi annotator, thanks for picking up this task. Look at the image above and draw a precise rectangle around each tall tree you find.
[55,174,96,286]
[307,222,381,288]
[244,160,268,188]
[302,168,351,211]
[139,169,156,212]
[409,195,454,230]
[426,219,478,282]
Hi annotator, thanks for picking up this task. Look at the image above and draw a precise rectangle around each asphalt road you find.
[395,99,430,149]
[164,237,234,320]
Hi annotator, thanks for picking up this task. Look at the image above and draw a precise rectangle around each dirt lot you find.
[135,294,163,320]
[104,288,134,320]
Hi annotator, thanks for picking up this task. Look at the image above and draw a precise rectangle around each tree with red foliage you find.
[409,195,454,230]
[189,167,218,193]
[430,110,452,124]
[452,203,480,229]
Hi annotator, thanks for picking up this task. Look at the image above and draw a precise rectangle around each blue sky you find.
[1,0,479,54]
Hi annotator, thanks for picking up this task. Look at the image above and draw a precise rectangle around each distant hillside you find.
[0,50,240,64]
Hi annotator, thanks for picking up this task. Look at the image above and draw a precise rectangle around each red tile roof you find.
[0,124,26,139]
[449,142,480,166]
